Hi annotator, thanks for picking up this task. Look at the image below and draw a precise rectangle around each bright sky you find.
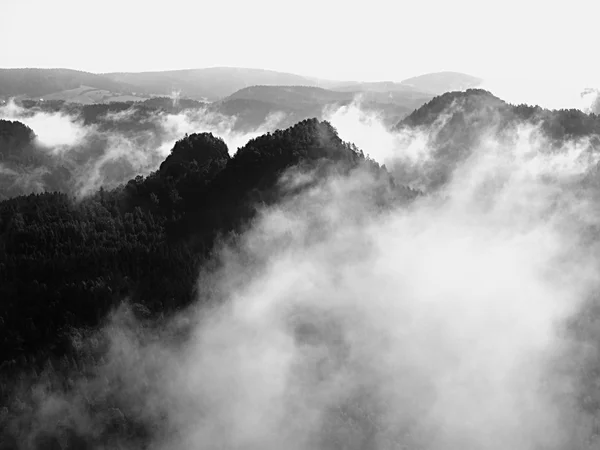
[1,0,598,87]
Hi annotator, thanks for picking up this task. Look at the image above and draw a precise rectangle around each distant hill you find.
[102,67,323,101]
[326,73,482,97]
[400,71,483,94]
[0,68,482,106]
[225,85,353,106]
[0,68,135,98]
[215,85,434,129]
[0,67,327,103]
[208,98,300,132]
[213,85,353,128]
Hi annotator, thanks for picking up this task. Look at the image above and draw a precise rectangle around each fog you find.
[5,93,600,450]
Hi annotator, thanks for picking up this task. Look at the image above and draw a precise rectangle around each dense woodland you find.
[3,90,600,448]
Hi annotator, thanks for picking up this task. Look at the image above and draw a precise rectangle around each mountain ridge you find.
[0,67,479,103]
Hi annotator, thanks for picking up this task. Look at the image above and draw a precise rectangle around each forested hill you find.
[398,88,600,138]
[0,120,74,200]
[0,119,417,374]
[0,119,36,148]
[392,89,600,190]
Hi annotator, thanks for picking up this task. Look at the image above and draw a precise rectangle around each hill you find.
[224,85,353,106]
[400,71,483,94]
[398,88,600,139]
[0,68,135,99]
[0,118,407,367]
[223,85,434,111]
[0,68,484,107]
[0,117,424,448]
[214,85,434,130]
[392,88,600,190]
[210,86,355,130]
[102,67,323,101]
[0,67,328,104]
[0,119,74,200]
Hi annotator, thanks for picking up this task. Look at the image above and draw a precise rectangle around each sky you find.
[1,0,598,87]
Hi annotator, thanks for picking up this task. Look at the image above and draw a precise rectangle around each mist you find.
[5,93,600,450]
[0,96,412,199]
[0,100,288,198]
[323,99,434,168]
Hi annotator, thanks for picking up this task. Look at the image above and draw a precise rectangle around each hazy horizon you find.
[3,0,597,86]
[0,64,463,83]
[2,63,597,112]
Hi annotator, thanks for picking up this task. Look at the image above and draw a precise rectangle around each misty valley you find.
[4,70,600,450]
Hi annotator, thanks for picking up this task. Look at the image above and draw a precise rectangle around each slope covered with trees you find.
[0,119,413,371]
[399,89,600,138]
[0,120,422,450]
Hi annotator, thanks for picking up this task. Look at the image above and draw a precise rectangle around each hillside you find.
[1,68,481,106]
[0,67,326,104]
[398,88,600,138]
[392,89,600,190]
[215,85,434,130]
[0,119,74,200]
[0,118,417,447]
[224,85,433,111]
[211,86,355,130]
[103,67,323,101]
[0,118,405,366]
[0,69,135,99]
